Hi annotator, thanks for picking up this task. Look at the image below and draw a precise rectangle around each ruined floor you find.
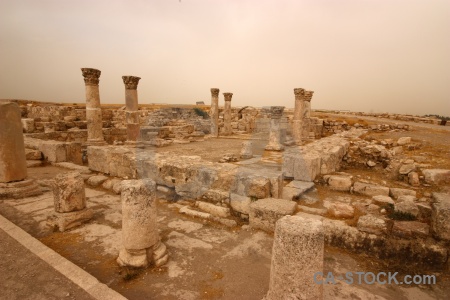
[0,164,449,300]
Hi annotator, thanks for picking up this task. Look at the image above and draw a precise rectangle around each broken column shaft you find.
[302,90,314,139]
[122,76,142,144]
[117,179,168,268]
[210,88,220,137]
[81,68,106,146]
[292,88,305,144]
[265,106,285,151]
[266,215,324,300]
[223,93,233,136]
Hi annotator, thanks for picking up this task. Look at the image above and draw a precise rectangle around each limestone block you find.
[53,172,86,213]
[47,209,93,232]
[265,215,323,300]
[281,180,314,200]
[230,193,252,214]
[0,102,28,182]
[87,175,109,187]
[25,149,42,160]
[66,142,83,165]
[372,195,394,206]
[249,198,297,232]
[240,141,253,159]
[327,175,352,192]
[199,189,230,204]
[408,172,420,186]
[357,214,387,235]
[121,179,160,250]
[390,188,417,199]
[21,118,35,133]
[392,221,429,239]
[395,196,419,217]
[423,169,450,185]
[353,181,389,197]
[195,201,230,218]
[87,146,111,174]
[327,202,354,219]
[431,193,450,241]
[283,151,321,182]
[399,163,416,175]
[397,137,411,145]
[39,141,67,162]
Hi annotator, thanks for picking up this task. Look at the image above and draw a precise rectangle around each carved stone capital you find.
[81,68,101,86]
[294,88,305,97]
[223,93,233,101]
[211,88,220,97]
[122,76,141,90]
[304,91,314,102]
[270,106,285,119]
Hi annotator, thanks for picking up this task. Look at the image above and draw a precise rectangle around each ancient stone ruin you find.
[0,69,449,299]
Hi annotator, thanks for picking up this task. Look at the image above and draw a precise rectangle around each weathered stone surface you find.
[397,136,411,145]
[372,195,394,206]
[283,151,321,181]
[431,193,450,241]
[297,205,327,216]
[21,118,35,133]
[399,163,416,175]
[87,146,111,174]
[326,175,352,192]
[230,193,252,214]
[392,221,429,239]
[281,180,315,200]
[121,179,160,250]
[87,175,109,187]
[210,88,219,137]
[40,141,67,163]
[0,179,42,199]
[357,214,387,235]
[408,172,420,186]
[395,197,419,217]
[195,201,230,218]
[53,172,86,213]
[353,181,389,197]
[326,202,354,219]
[265,106,285,151]
[82,68,106,145]
[0,102,28,182]
[389,188,417,199]
[47,208,93,232]
[112,181,122,194]
[222,93,233,135]
[25,149,42,160]
[240,141,253,159]
[249,198,297,232]
[423,169,450,185]
[266,215,323,300]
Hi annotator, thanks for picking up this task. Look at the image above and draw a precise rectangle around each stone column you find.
[292,88,305,144]
[117,179,168,268]
[222,93,233,136]
[210,88,220,137]
[47,172,93,232]
[240,141,253,159]
[302,90,314,139]
[266,215,324,300]
[122,76,142,145]
[81,68,106,146]
[265,106,285,151]
[0,102,41,199]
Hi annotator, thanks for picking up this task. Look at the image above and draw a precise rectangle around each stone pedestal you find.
[265,106,285,151]
[292,88,305,144]
[122,76,142,146]
[223,93,233,136]
[117,179,168,268]
[0,102,41,199]
[266,215,324,300]
[81,68,106,146]
[210,88,220,137]
[47,172,92,232]
[240,141,253,159]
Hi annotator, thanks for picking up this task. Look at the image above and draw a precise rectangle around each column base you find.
[0,179,42,199]
[117,240,169,268]
[265,144,285,151]
[47,208,93,232]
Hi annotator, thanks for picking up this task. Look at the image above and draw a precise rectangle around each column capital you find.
[223,93,233,101]
[294,88,305,97]
[81,68,101,86]
[122,76,141,90]
[304,91,314,102]
[210,88,220,97]
[270,106,285,119]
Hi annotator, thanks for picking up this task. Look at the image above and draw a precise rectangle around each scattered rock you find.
[357,214,387,235]
[397,137,411,145]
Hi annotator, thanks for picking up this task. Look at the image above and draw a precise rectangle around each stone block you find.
[423,169,450,185]
[265,215,323,300]
[87,146,111,174]
[283,151,321,182]
[431,193,450,241]
[397,137,411,145]
[392,221,429,239]
[195,201,230,218]
[249,198,297,232]
[353,181,389,197]
[53,172,86,213]
[87,175,109,187]
[40,140,67,162]
[47,208,93,232]
[282,180,315,200]
[395,196,419,217]
[25,149,42,160]
[21,118,35,133]
[230,193,252,214]
[357,214,387,235]
[372,195,394,206]
[326,202,354,219]
[389,188,417,199]
[327,175,352,192]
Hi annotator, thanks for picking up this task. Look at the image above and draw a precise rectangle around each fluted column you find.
[265,106,285,151]
[122,76,141,144]
[292,88,305,144]
[81,68,106,146]
[223,93,233,136]
[210,88,220,137]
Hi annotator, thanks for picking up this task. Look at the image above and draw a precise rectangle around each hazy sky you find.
[1,0,449,115]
